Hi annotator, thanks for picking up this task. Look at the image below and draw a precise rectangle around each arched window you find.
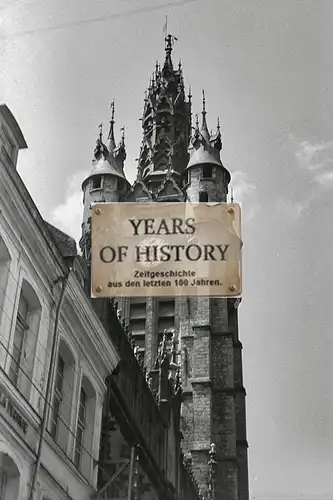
[0,453,20,500]
[74,376,96,480]
[50,338,75,453]
[0,236,11,322]
[9,280,41,399]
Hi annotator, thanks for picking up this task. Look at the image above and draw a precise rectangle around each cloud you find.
[313,170,333,188]
[292,138,333,172]
[231,171,256,202]
[276,192,315,224]
[230,171,259,222]
[50,170,88,245]
[291,136,333,192]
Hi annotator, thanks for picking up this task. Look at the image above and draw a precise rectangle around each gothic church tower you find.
[81,35,249,500]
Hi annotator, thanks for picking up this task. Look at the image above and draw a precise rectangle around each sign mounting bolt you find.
[229,284,236,292]
[95,285,102,293]
[95,207,101,215]
[228,207,234,215]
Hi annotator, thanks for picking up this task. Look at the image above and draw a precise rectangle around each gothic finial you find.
[111,100,115,122]
[94,122,109,160]
[195,114,199,130]
[107,100,116,152]
[120,126,125,145]
[231,187,234,203]
[217,117,220,133]
[178,58,182,70]
[200,89,210,141]
[188,85,192,101]
[202,89,206,115]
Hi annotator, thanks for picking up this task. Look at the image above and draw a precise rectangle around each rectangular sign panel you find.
[91,202,242,298]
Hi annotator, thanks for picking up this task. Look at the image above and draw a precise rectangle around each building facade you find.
[80,35,249,500]
[0,104,122,499]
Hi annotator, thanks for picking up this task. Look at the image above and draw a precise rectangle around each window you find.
[9,280,41,398]
[50,355,65,440]
[92,175,102,189]
[199,191,208,202]
[0,237,11,327]
[202,165,213,178]
[49,339,75,453]
[74,387,87,468]
[74,377,96,480]
[9,295,29,386]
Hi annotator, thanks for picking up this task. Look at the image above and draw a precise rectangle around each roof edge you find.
[0,104,28,149]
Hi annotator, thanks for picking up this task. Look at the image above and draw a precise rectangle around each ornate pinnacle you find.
[107,100,116,152]
[110,100,115,122]
[120,126,125,144]
[93,123,107,159]
[201,89,210,141]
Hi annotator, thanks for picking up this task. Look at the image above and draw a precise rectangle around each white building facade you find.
[0,104,120,500]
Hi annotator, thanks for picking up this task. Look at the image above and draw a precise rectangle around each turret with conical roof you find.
[79,108,130,262]
[185,90,230,202]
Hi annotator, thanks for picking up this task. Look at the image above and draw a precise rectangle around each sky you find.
[1,0,333,498]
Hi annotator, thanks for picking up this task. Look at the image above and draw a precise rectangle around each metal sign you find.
[91,202,242,298]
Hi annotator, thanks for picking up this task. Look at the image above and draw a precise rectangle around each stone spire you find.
[136,34,190,189]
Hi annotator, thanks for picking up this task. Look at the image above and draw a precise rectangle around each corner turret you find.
[185,91,230,203]
[80,111,130,263]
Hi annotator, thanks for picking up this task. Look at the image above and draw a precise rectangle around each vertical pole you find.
[132,449,140,500]
[208,443,217,500]
[127,447,135,500]
[29,273,70,500]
